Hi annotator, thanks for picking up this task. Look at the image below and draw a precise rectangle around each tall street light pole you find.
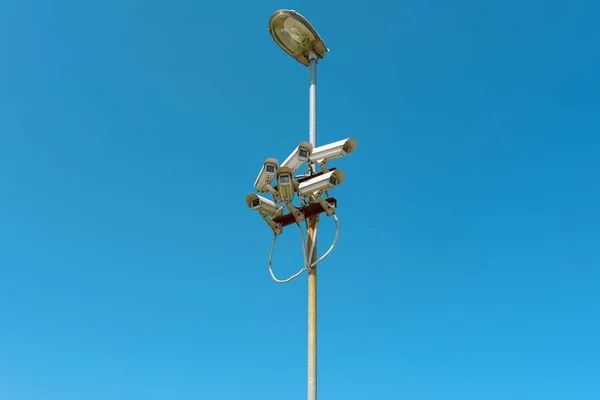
[268,10,329,400]
[307,49,318,400]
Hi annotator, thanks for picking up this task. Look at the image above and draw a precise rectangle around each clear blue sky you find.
[1,0,599,399]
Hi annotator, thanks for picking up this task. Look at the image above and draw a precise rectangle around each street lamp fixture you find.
[268,9,329,66]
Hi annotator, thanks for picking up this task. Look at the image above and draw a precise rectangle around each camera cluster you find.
[245,137,357,284]
[246,137,356,235]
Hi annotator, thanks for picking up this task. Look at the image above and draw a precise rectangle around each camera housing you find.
[254,158,279,192]
[246,193,280,217]
[275,166,305,222]
[309,138,356,164]
[281,141,313,172]
[298,170,345,197]
[245,193,283,235]
[275,166,298,204]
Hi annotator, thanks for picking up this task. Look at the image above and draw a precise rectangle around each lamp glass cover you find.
[272,15,316,55]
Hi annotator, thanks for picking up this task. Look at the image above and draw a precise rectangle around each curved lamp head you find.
[268,9,328,66]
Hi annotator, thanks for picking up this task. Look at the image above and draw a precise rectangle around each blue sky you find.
[1,0,599,399]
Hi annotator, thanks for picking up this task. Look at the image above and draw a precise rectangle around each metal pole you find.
[307,51,318,400]
[308,54,317,147]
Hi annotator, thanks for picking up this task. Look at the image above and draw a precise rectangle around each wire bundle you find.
[268,213,339,283]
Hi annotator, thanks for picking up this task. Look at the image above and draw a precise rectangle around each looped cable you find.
[307,213,339,269]
[268,212,340,283]
[268,222,310,284]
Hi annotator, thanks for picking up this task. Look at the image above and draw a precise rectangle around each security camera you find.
[254,158,279,192]
[309,138,356,164]
[298,170,345,216]
[245,193,281,217]
[298,170,345,197]
[275,167,305,222]
[254,158,281,202]
[275,166,298,204]
[245,193,283,235]
[281,141,313,172]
